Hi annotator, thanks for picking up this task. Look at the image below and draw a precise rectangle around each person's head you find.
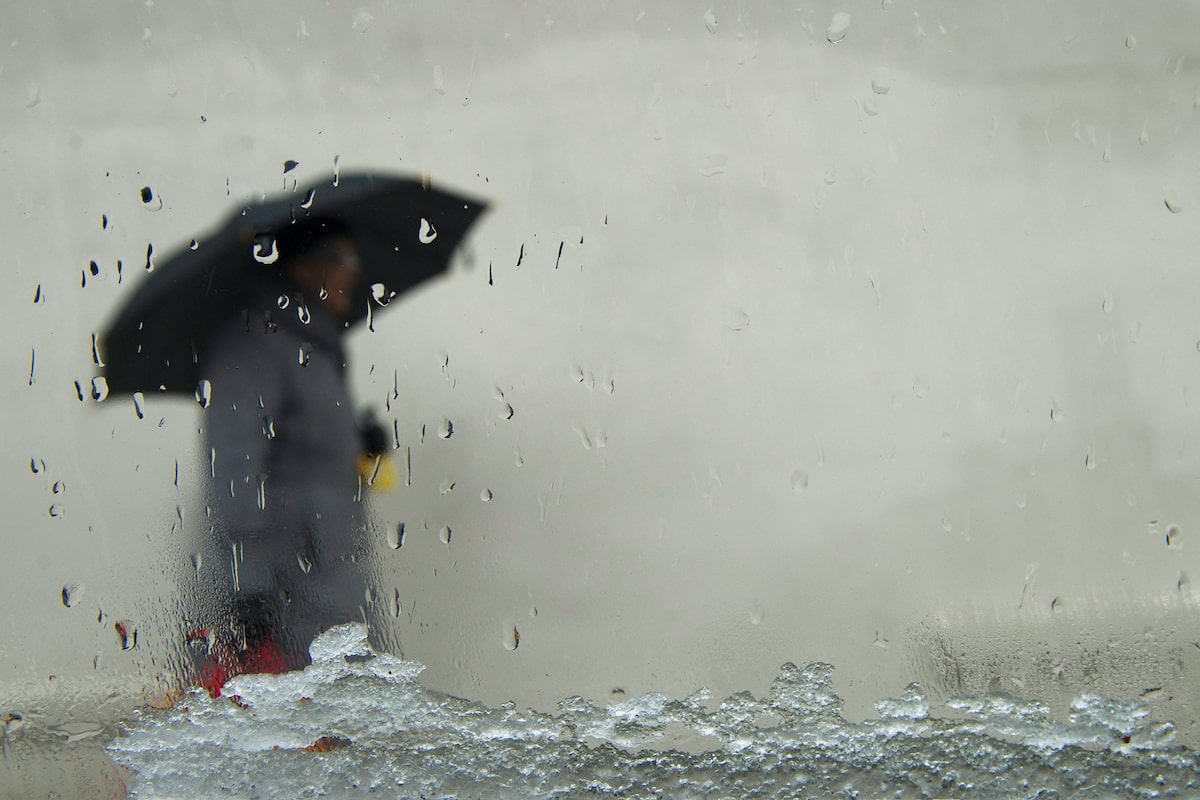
[275,218,362,321]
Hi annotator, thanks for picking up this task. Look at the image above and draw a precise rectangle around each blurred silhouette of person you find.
[189,217,384,693]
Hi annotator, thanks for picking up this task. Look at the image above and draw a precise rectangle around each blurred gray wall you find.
[2,0,1199,739]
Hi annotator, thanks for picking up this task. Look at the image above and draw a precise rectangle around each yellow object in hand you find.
[357,453,399,491]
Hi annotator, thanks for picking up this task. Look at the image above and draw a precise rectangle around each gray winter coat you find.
[199,277,366,649]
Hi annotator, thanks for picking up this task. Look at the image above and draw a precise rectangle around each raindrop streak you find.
[132,392,145,420]
[145,243,154,271]
[298,343,312,367]
[28,350,35,386]
[297,303,311,325]
[418,218,438,244]
[791,469,810,493]
[1050,400,1064,422]
[33,284,43,304]
[91,377,109,402]
[438,418,454,439]
[554,241,564,270]
[439,524,452,544]
[826,12,852,43]
[301,189,316,209]
[387,523,405,550]
[91,334,105,367]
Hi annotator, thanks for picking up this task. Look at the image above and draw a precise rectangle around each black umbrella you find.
[100,172,487,396]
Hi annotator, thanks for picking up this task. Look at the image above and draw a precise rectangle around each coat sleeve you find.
[202,326,291,539]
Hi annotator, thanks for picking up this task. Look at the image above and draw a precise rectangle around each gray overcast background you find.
[3,0,1199,751]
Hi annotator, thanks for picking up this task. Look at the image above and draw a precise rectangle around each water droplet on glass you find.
[1163,188,1184,214]
[91,377,109,402]
[1085,446,1097,470]
[749,604,765,625]
[297,553,313,574]
[826,12,852,43]
[870,68,893,94]
[191,552,202,578]
[370,283,396,306]
[61,584,82,607]
[387,523,405,550]
[503,625,520,650]
[702,9,718,33]
[189,239,199,250]
[351,9,375,34]
[194,379,212,409]
[438,524,452,544]
[392,589,403,618]
[253,236,279,264]
[439,478,456,495]
[283,159,299,173]
[438,418,454,439]
[514,449,524,467]
[501,402,515,420]
[25,83,42,108]
[791,469,809,493]
[132,392,145,420]
[480,488,493,502]
[700,153,728,177]
[49,504,64,519]
[1125,34,1137,49]
[114,621,136,650]
[418,218,438,244]
[1101,291,1113,314]
[277,294,290,310]
[297,343,311,367]
[912,375,930,399]
[1166,524,1183,550]
[726,309,750,331]
[1138,122,1149,145]
[1050,400,1063,422]
[52,480,65,495]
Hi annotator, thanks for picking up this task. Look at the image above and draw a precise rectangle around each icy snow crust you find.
[111,624,1198,799]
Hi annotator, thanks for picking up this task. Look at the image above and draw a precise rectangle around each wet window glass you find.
[4,2,1199,796]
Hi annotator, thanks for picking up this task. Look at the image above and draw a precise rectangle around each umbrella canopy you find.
[100,172,487,396]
